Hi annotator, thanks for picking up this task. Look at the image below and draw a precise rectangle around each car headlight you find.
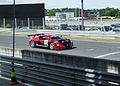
[55,41,60,46]
[54,41,59,43]
[57,44,60,46]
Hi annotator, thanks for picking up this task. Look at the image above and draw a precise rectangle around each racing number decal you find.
[44,40,48,46]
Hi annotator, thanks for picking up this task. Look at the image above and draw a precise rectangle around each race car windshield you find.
[51,36,61,40]
[43,36,49,39]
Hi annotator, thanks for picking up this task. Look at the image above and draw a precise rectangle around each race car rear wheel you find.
[49,43,54,50]
[29,40,36,48]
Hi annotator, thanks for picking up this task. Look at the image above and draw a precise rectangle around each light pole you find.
[13,0,15,58]
[9,0,18,85]
[81,0,84,30]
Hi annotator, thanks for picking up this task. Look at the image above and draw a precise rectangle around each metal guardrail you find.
[36,30,120,39]
[0,55,120,86]
[1,27,120,39]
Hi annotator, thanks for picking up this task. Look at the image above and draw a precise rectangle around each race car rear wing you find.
[28,33,45,37]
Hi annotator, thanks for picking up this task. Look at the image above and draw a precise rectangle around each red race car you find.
[28,34,73,50]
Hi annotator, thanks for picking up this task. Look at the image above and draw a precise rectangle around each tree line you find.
[45,7,120,18]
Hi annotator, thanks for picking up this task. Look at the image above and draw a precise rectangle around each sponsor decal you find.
[44,40,48,46]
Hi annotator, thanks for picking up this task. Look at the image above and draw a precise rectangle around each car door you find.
[39,36,44,45]
[40,36,49,47]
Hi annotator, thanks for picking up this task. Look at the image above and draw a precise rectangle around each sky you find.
[0,0,120,9]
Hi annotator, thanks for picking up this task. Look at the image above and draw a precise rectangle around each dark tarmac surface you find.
[0,36,120,61]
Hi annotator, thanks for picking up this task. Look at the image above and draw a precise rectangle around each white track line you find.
[94,51,120,58]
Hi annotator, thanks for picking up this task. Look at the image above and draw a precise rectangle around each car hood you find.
[58,39,71,43]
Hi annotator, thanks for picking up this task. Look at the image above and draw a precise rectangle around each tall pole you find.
[81,0,84,30]
[3,18,5,28]
[27,18,30,29]
[9,1,18,84]
[13,0,15,58]
[43,17,45,30]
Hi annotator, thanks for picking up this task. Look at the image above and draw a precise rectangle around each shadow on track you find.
[29,46,77,51]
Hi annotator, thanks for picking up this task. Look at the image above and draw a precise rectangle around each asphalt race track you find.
[0,36,120,61]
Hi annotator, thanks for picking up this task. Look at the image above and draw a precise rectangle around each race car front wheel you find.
[29,40,36,48]
[49,43,54,50]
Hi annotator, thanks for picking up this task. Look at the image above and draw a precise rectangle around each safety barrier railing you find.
[0,55,120,86]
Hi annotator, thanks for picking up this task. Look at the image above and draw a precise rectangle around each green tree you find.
[115,11,120,18]
[45,7,120,18]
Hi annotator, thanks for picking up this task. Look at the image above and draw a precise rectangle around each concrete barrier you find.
[0,47,22,58]
[0,47,120,75]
